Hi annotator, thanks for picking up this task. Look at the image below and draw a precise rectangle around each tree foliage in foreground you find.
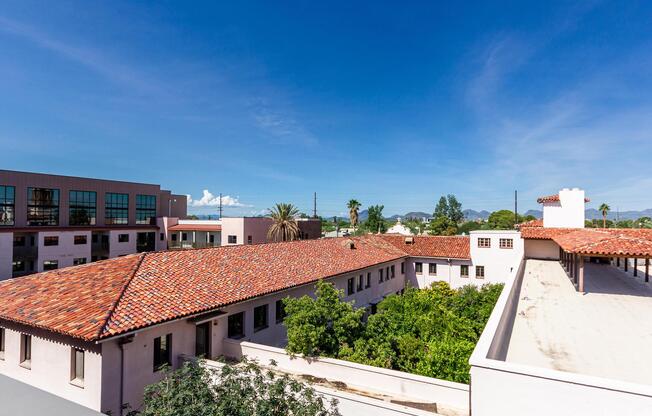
[284,281,503,384]
[139,358,340,416]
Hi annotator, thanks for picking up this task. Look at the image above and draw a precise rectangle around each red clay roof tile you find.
[377,234,471,259]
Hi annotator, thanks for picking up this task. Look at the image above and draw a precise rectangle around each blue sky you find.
[2,1,652,217]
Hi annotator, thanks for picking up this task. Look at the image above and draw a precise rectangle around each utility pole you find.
[219,193,223,219]
[514,190,518,225]
[334,216,339,237]
[313,192,317,218]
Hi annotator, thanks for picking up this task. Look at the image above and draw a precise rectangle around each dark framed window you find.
[160,233,165,241]
[499,238,514,249]
[171,234,177,242]
[118,234,129,243]
[44,236,59,246]
[73,258,87,266]
[136,232,155,253]
[357,274,364,291]
[476,266,485,279]
[391,265,395,279]
[228,235,237,244]
[253,304,269,332]
[0,328,4,356]
[13,236,25,247]
[12,261,25,272]
[209,234,215,243]
[0,185,15,225]
[347,277,355,295]
[366,272,371,288]
[429,263,437,275]
[275,300,286,323]
[105,193,129,225]
[153,334,172,371]
[478,238,491,248]
[74,235,87,245]
[415,262,423,273]
[195,322,210,358]
[182,232,187,241]
[71,348,84,381]
[401,262,405,274]
[20,334,31,366]
[27,187,59,226]
[247,235,252,244]
[461,265,469,278]
[228,312,245,339]
[136,194,156,225]
[69,191,97,226]
[379,268,384,283]
[43,260,58,271]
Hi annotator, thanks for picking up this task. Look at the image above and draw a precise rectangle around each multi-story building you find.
[0,170,187,280]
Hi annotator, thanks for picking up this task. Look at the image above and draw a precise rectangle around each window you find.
[429,263,437,275]
[499,238,514,249]
[209,234,215,244]
[401,262,405,274]
[461,265,469,278]
[379,268,384,283]
[136,194,156,225]
[69,191,96,226]
[118,234,129,243]
[74,235,87,245]
[43,236,59,246]
[347,277,355,295]
[20,334,31,367]
[0,328,5,359]
[160,233,165,241]
[71,348,84,382]
[391,265,395,279]
[0,185,15,225]
[476,266,485,279]
[228,312,245,339]
[357,274,364,291]
[182,232,187,241]
[247,235,252,245]
[366,272,371,288]
[415,262,423,273]
[228,235,237,244]
[136,232,155,252]
[27,187,59,226]
[275,300,286,323]
[386,267,390,280]
[195,322,210,358]
[13,236,25,247]
[105,193,129,225]
[12,261,25,273]
[92,234,98,243]
[43,260,58,271]
[153,334,172,371]
[253,304,269,332]
[171,234,177,242]
[478,238,491,248]
[73,258,87,266]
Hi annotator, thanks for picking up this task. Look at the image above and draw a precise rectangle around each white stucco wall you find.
[524,239,560,260]
[404,257,474,289]
[108,230,138,257]
[37,231,92,272]
[0,232,13,280]
[470,230,524,285]
[542,188,586,228]
[220,217,245,245]
[0,326,102,411]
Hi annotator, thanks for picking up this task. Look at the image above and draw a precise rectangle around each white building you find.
[386,218,413,235]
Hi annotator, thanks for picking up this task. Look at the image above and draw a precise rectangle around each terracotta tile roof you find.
[553,228,652,257]
[536,194,590,203]
[377,234,471,259]
[516,219,543,228]
[0,236,407,341]
[520,227,579,240]
[168,224,222,232]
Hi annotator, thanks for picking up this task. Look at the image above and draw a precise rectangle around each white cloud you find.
[187,190,251,208]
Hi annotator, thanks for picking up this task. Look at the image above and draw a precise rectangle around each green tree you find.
[616,219,634,228]
[486,210,518,230]
[457,221,483,235]
[139,359,340,416]
[428,195,464,235]
[347,200,362,233]
[284,280,364,357]
[364,205,387,233]
[638,217,652,228]
[598,203,610,228]
[268,203,300,242]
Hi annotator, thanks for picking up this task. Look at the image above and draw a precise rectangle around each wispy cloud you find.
[247,97,318,146]
[187,190,251,208]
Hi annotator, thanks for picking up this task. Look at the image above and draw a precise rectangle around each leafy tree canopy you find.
[428,195,464,235]
[362,205,387,233]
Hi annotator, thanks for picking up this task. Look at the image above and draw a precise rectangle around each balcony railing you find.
[168,241,220,250]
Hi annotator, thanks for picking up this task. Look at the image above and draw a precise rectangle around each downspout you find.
[118,336,134,415]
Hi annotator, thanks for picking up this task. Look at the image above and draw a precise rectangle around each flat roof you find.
[0,374,102,416]
[505,259,652,385]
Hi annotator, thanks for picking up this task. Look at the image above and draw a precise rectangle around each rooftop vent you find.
[404,236,415,244]
[342,239,356,249]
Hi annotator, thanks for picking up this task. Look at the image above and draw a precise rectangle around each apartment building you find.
[0,170,187,280]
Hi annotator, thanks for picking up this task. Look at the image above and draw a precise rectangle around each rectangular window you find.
[401,262,405,274]
[209,234,215,243]
[182,232,187,241]
[74,235,87,245]
[228,312,245,339]
[136,194,156,225]
[379,268,384,283]
[476,266,485,279]
[171,234,177,242]
[43,236,59,246]
[415,262,423,273]
[275,300,286,323]
[386,267,390,280]
[71,348,84,382]
[12,261,25,273]
[228,235,237,244]
[429,263,437,275]
[247,235,252,244]
[73,258,87,266]
[0,328,5,359]
[118,234,129,243]
[478,238,491,248]
[43,260,58,271]
[366,272,371,288]
[13,236,25,247]
[357,274,364,291]
[27,187,59,226]
[347,277,355,295]
[69,191,97,226]
[153,334,172,371]
[105,193,129,225]
[461,265,469,278]
[195,322,210,358]
[391,265,395,279]
[160,232,165,241]
[20,334,31,367]
[253,304,269,332]
[0,185,15,225]
[499,238,514,249]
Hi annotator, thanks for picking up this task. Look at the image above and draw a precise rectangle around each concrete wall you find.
[108,230,138,257]
[221,217,245,245]
[243,217,274,244]
[470,230,524,285]
[0,321,102,412]
[542,188,586,228]
[0,233,13,280]
[524,239,560,260]
[37,231,92,272]
[404,257,473,289]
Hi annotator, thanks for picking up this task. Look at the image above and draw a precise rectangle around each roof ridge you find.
[96,252,148,339]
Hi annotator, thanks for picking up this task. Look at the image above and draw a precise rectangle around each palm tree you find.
[599,203,610,228]
[347,199,361,233]
[267,203,300,242]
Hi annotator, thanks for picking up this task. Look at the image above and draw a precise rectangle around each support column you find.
[646,258,650,283]
[579,255,585,293]
[625,258,628,272]
[634,258,638,277]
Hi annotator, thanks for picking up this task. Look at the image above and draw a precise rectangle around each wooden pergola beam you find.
[579,255,585,293]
